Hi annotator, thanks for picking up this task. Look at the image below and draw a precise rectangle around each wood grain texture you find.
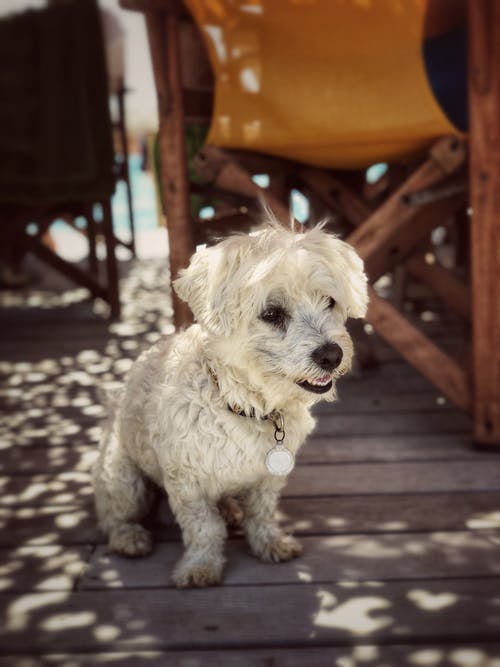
[468,0,500,444]
[1,579,499,652]
[2,491,500,548]
[145,9,194,328]
[3,458,500,508]
[80,531,500,590]
[0,432,480,475]
[0,546,91,592]
[2,645,500,667]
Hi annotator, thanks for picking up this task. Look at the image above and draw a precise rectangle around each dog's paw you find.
[172,556,224,588]
[109,523,153,557]
[254,534,303,563]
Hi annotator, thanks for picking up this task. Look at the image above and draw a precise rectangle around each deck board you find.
[0,432,485,475]
[1,257,499,664]
[1,579,500,652]
[1,647,500,667]
[79,531,500,590]
[2,458,500,509]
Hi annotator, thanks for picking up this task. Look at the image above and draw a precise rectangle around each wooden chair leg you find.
[86,204,99,278]
[102,200,120,320]
[469,0,500,445]
[145,8,194,329]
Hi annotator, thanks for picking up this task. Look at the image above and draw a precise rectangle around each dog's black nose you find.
[311,342,343,371]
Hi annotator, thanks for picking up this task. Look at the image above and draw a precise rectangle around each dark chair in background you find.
[0,0,122,317]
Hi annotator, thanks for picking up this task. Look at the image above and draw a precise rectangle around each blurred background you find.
[0,0,164,285]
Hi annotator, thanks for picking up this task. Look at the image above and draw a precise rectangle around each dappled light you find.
[407,589,459,613]
[313,588,393,636]
[1,253,500,661]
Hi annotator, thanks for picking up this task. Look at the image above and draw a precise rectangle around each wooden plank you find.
[3,645,500,667]
[0,432,478,475]
[0,546,91,592]
[0,408,471,466]
[287,460,500,496]
[468,0,500,445]
[80,531,500,590]
[0,506,103,547]
[301,433,477,464]
[0,446,97,475]
[1,579,499,652]
[313,410,471,436]
[2,459,500,508]
[278,492,500,536]
[313,392,459,413]
[1,491,500,549]
[338,372,456,396]
[3,490,500,550]
[366,288,472,412]
[0,472,93,507]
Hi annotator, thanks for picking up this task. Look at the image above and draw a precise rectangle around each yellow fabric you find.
[185,0,461,169]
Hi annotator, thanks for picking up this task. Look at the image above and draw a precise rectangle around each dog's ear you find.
[323,237,369,319]
[173,240,245,335]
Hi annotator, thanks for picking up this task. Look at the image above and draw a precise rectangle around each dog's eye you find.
[327,297,336,310]
[260,305,288,329]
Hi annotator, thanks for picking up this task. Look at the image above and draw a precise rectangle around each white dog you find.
[93,221,368,588]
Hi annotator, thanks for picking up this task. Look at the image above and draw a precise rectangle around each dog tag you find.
[265,445,295,476]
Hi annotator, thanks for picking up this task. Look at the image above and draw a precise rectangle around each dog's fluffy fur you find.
[93,222,368,587]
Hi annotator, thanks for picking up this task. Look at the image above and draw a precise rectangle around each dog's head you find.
[174,223,368,404]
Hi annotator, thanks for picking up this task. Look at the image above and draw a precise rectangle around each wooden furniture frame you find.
[120,0,500,446]
[2,201,120,318]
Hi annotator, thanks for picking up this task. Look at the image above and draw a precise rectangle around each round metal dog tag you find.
[265,445,295,476]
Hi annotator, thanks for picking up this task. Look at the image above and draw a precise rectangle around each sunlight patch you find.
[314,590,392,636]
[407,589,458,612]
[41,610,96,631]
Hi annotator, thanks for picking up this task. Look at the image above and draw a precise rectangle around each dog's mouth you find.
[296,374,333,394]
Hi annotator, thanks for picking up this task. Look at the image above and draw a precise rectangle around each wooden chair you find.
[0,0,121,317]
[121,0,500,447]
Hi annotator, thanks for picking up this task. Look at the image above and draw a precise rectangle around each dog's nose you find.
[311,342,343,371]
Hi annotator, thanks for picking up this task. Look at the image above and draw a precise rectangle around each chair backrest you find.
[0,0,114,205]
[186,0,462,168]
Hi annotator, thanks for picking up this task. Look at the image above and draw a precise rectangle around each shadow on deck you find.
[1,258,500,667]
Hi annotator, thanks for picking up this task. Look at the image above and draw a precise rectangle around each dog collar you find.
[207,366,295,475]
[208,366,272,419]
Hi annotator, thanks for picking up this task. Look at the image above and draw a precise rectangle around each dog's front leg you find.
[243,478,302,563]
[168,491,227,588]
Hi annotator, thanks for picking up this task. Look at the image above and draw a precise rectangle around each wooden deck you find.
[1,258,500,666]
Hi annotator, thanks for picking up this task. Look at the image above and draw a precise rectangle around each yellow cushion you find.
[186,0,461,168]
